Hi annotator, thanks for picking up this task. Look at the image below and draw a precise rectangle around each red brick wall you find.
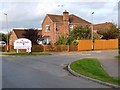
[42,15,71,47]
[42,15,55,46]
[56,23,68,40]
[9,31,18,46]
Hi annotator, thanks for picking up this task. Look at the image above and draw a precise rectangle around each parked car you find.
[0,41,6,47]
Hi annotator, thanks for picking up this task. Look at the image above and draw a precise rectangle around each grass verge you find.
[115,56,120,60]
[70,58,120,85]
[0,52,52,56]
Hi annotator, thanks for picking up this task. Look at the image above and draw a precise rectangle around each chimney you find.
[63,10,69,22]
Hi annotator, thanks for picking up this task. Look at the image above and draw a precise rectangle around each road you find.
[2,50,119,88]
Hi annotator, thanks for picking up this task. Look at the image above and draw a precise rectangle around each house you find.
[42,10,92,46]
[93,22,114,39]
[9,28,42,45]
[93,22,113,32]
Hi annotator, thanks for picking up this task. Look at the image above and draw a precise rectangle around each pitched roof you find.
[47,14,63,22]
[69,14,91,24]
[13,29,42,38]
[93,22,113,30]
[47,14,91,24]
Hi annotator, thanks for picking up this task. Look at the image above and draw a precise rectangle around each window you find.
[69,25,73,31]
[45,25,50,32]
[43,37,51,45]
[9,40,12,45]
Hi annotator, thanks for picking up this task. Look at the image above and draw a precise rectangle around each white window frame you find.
[69,25,73,31]
[45,25,50,32]
[9,40,12,45]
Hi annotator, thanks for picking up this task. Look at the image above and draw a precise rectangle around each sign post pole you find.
[17,49,18,53]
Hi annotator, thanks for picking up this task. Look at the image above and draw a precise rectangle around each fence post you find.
[43,46,46,52]
[67,45,70,52]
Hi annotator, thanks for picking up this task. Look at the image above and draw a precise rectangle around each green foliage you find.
[70,58,120,85]
[97,24,119,40]
[72,40,78,45]
[0,31,12,44]
[115,56,120,60]
[70,26,91,40]
[23,28,40,45]
[0,33,7,42]
[55,34,68,45]
[55,26,92,45]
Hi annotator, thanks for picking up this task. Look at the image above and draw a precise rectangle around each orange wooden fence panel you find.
[78,40,92,51]
[94,39,118,50]
[78,39,118,51]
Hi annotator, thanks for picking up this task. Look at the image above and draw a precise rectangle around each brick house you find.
[9,28,42,45]
[93,22,113,32]
[92,22,113,39]
[42,10,92,46]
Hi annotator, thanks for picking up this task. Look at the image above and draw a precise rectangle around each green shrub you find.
[72,40,78,45]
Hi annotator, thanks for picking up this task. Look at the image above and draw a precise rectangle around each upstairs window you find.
[69,25,73,31]
[45,25,50,32]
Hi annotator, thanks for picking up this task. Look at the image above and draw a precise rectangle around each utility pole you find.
[4,13,9,52]
[91,12,94,50]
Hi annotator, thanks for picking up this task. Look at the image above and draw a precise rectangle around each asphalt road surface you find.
[2,50,119,88]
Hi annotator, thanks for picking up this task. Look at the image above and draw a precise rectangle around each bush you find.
[55,34,68,45]
[72,40,78,45]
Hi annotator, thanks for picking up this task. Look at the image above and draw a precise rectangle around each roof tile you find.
[13,29,42,38]
[47,14,91,24]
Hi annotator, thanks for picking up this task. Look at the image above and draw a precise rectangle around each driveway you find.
[2,50,118,88]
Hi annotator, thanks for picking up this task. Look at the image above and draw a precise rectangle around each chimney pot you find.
[63,10,69,21]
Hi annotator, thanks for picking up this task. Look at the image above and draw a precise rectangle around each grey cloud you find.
[69,2,107,9]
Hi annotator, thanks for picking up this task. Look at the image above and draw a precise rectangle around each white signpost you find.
[14,38,32,53]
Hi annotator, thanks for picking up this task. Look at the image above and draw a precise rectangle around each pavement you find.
[1,50,119,88]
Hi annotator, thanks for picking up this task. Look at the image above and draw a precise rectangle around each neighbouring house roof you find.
[93,22,113,30]
[47,14,91,24]
[13,29,42,38]
[47,14,63,22]
[69,14,91,24]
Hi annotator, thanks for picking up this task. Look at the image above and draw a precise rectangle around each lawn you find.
[0,52,52,56]
[115,55,120,60]
[70,58,120,85]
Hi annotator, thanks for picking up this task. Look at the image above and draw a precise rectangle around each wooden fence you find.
[77,39,118,51]
[78,40,92,51]
[44,45,78,52]
[1,39,118,52]
[94,39,118,50]
[1,45,44,52]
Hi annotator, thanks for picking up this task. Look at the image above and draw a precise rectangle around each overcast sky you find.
[0,0,119,33]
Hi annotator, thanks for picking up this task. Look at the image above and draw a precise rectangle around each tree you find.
[0,33,7,42]
[23,28,40,45]
[70,26,91,40]
[0,31,12,44]
[97,24,119,40]
[55,26,92,45]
